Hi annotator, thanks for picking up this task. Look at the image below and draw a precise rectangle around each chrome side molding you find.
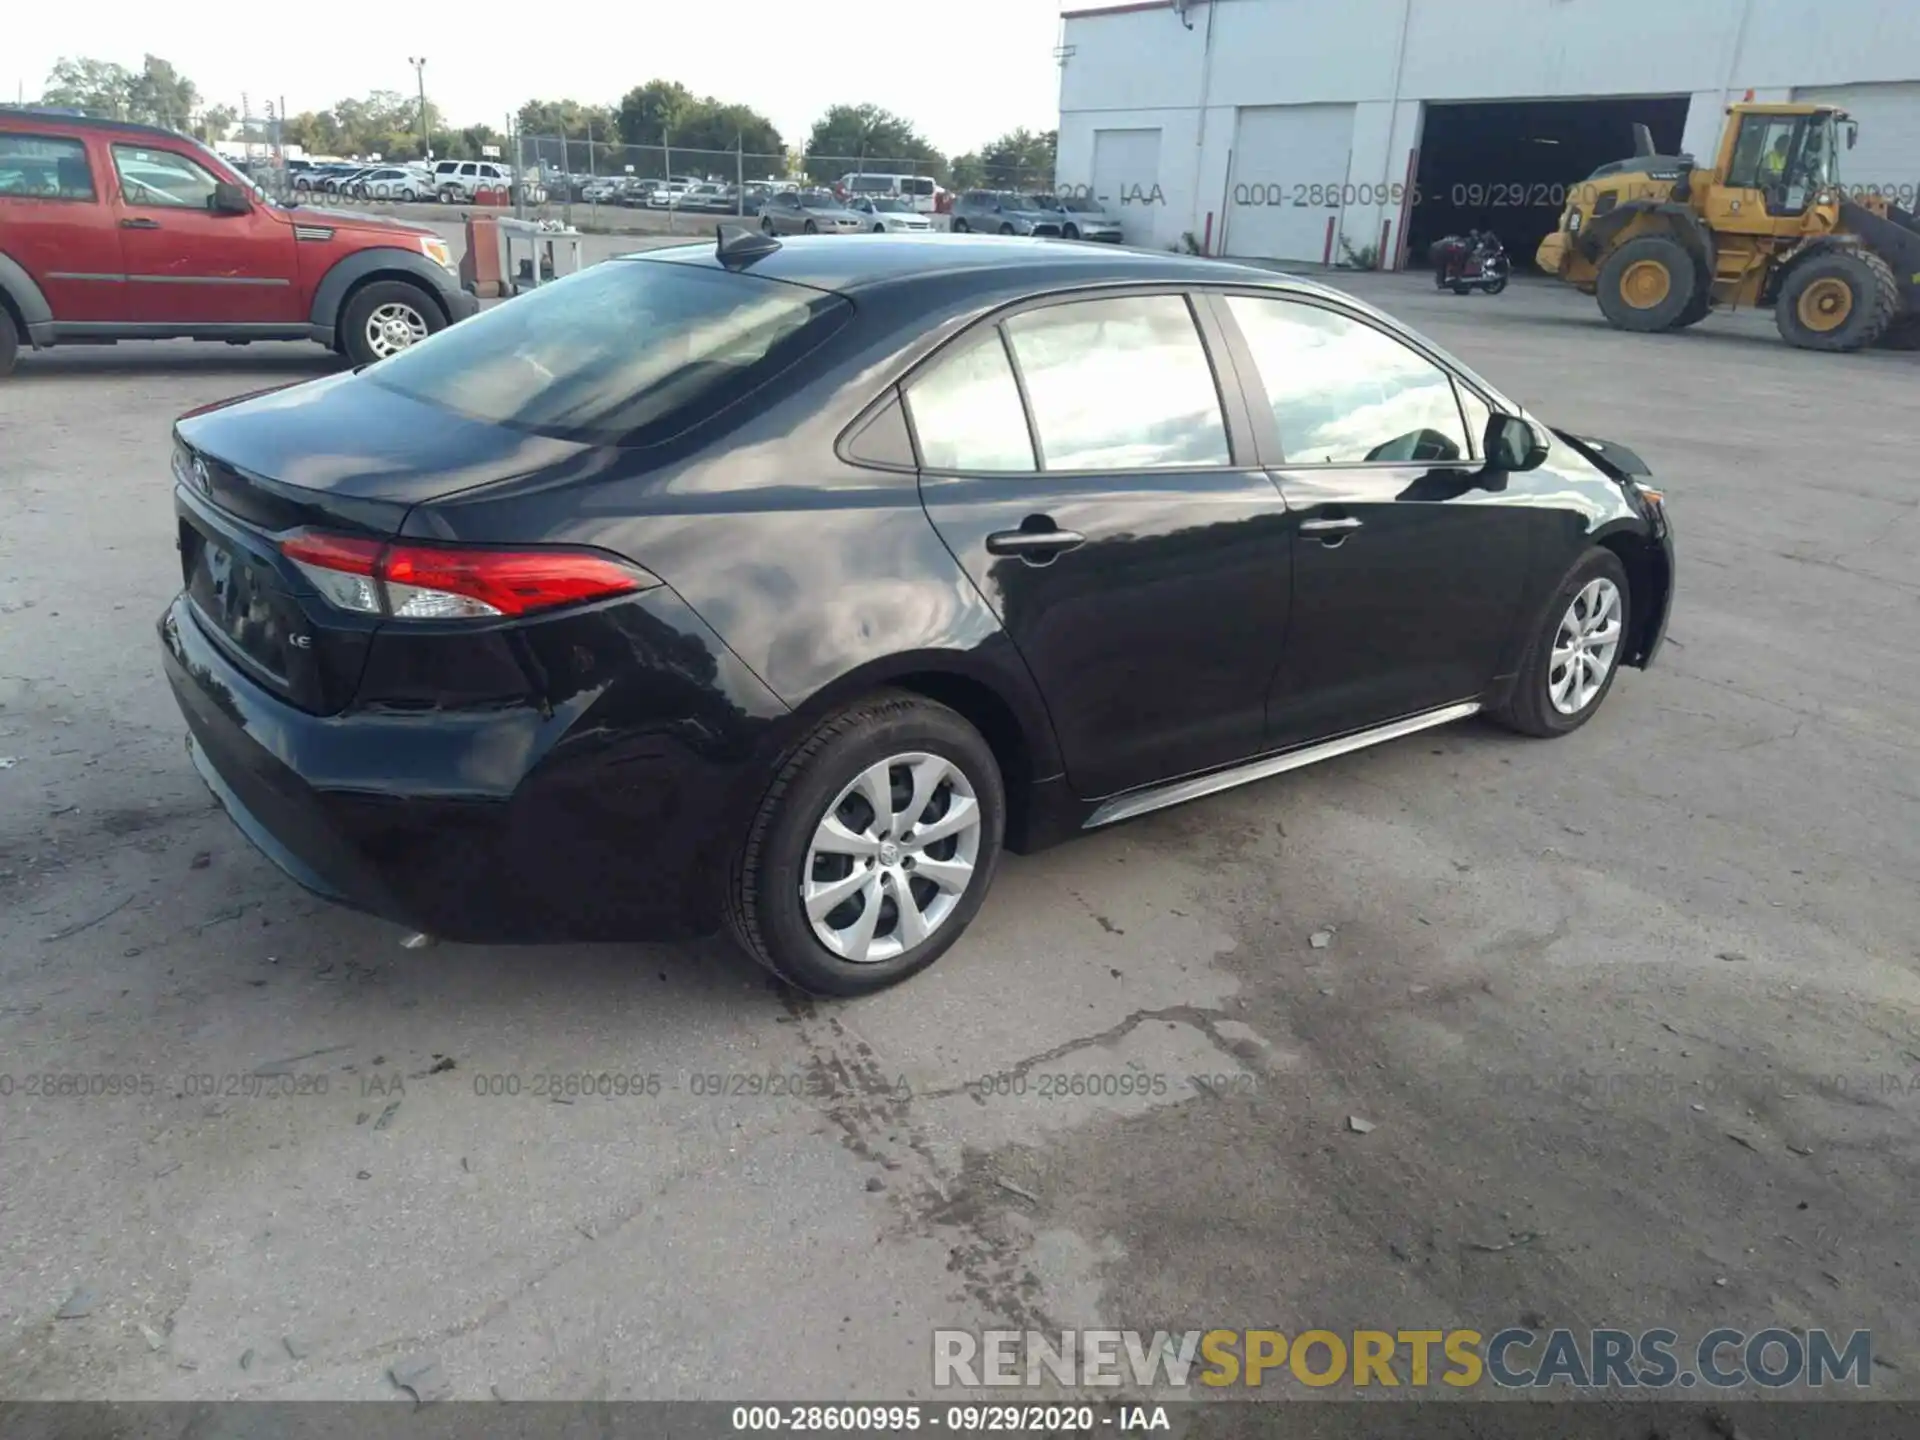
[1084,702,1483,829]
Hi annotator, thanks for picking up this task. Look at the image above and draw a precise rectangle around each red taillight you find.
[279,531,654,620]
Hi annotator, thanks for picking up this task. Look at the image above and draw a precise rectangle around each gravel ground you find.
[0,263,1915,1407]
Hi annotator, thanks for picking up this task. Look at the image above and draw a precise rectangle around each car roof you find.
[0,106,187,143]
[633,232,1317,298]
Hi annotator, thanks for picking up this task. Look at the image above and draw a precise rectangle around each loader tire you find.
[1874,314,1920,351]
[1596,235,1698,333]
[1775,248,1897,352]
[1672,268,1713,328]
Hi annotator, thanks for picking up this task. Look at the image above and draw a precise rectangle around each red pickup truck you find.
[0,108,478,376]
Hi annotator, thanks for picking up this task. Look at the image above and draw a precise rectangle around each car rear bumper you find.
[158,586,788,944]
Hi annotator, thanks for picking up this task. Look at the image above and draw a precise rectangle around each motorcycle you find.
[1431,231,1511,295]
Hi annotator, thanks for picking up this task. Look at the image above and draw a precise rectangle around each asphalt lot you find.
[1,261,1917,1408]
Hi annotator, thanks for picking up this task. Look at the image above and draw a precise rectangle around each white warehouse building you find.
[1054,0,1920,268]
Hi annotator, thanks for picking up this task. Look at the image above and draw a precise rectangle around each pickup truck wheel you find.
[0,310,18,377]
[340,282,443,367]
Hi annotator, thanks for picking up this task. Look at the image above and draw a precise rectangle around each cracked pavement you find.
[1,267,1916,1402]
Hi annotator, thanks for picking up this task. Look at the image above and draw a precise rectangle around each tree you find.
[125,55,200,130]
[975,127,1058,190]
[278,91,448,160]
[804,104,944,181]
[41,57,137,118]
[42,55,203,129]
[517,99,618,145]
[195,105,237,144]
[616,80,697,148]
[612,80,785,179]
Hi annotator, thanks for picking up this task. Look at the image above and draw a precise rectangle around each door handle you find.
[1300,517,1362,536]
[120,217,161,230]
[986,524,1086,559]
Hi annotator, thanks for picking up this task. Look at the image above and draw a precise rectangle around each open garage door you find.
[1796,83,1920,208]
[1091,128,1163,248]
[1409,98,1689,271]
[1222,104,1356,264]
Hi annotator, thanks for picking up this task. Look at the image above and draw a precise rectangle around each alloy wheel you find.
[1548,577,1623,715]
[364,302,430,360]
[801,752,982,964]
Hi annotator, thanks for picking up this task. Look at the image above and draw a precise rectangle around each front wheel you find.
[1485,276,1508,295]
[1063,224,1080,240]
[1596,234,1698,332]
[1489,549,1631,738]
[0,309,18,378]
[803,219,818,234]
[339,281,443,368]
[725,691,1005,996]
[998,222,1015,235]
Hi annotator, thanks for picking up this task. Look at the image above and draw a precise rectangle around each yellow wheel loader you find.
[1536,103,1920,352]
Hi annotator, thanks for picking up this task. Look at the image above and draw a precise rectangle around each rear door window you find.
[363,257,851,446]
[1003,295,1230,470]
[0,133,94,200]
[904,330,1036,472]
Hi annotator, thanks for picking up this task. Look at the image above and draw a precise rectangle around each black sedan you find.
[159,231,1674,996]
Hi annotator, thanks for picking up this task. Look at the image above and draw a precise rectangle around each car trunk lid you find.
[172,374,590,716]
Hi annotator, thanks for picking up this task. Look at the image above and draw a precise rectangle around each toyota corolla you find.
[159,230,1673,996]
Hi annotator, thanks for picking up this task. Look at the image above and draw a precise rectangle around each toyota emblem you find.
[193,456,212,496]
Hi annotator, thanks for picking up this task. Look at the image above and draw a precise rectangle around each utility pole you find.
[408,57,430,161]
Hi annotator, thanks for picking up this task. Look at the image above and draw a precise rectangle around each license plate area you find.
[180,517,302,691]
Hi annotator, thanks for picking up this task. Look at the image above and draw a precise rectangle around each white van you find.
[837,173,942,214]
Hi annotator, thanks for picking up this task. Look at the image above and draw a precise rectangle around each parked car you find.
[681,182,743,214]
[291,162,363,197]
[581,178,622,203]
[156,230,1674,995]
[431,159,513,201]
[759,187,865,234]
[345,166,434,202]
[949,190,1064,236]
[1043,192,1124,242]
[0,109,477,376]
[845,195,933,233]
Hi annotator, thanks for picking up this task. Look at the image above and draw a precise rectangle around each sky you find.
[8,0,1070,155]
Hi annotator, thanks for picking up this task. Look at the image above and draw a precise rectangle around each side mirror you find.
[210,180,253,215]
[1486,414,1550,472]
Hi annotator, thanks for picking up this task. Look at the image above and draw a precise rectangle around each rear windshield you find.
[363,258,851,446]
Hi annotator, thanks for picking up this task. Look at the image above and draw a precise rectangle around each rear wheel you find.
[951,217,970,233]
[998,222,1015,235]
[0,309,18,378]
[340,281,443,368]
[1775,249,1898,352]
[726,691,1005,996]
[1596,235,1698,332]
[803,219,818,234]
[1063,223,1080,240]
[1490,549,1631,739]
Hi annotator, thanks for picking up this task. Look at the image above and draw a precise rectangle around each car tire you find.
[401,188,417,202]
[804,219,818,234]
[1063,224,1080,240]
[998,222,1015,235]
[340,281,444,368]
[1596,234,1698,333]
[874,223,886,233]
[951,218,969,233]
[725,690,1006,997]
[762,217,776,235]
[1489,548,1632,739]
[0,309,19,378]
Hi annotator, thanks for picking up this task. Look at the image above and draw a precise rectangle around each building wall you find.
[1058,0,1920,263]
